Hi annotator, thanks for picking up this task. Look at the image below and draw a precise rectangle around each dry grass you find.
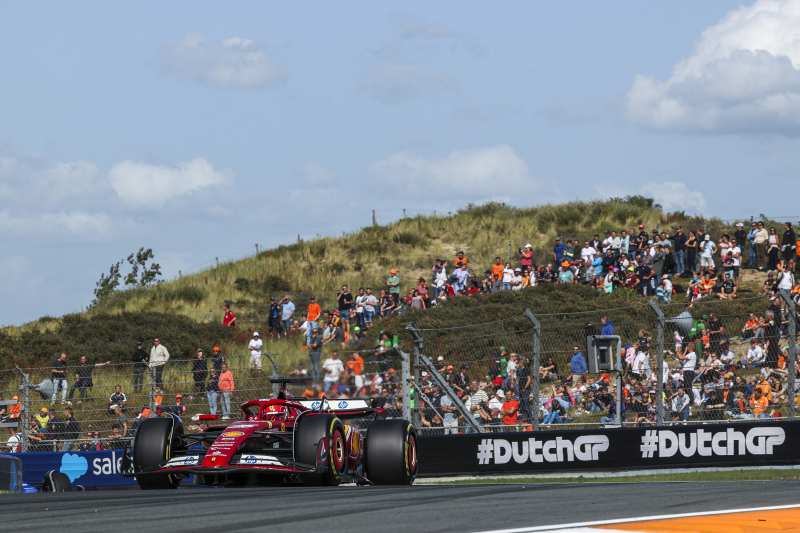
[38,199,726,330]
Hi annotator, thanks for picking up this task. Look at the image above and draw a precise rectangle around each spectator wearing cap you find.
[700,235,717,270]
[34,406,49,430]
[248,331,263,371]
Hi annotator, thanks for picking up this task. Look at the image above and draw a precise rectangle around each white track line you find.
[474,503,800,533]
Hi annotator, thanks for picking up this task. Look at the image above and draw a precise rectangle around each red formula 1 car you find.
[127,390,417,489]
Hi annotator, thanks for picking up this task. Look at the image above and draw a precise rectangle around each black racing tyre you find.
[132,416,181,489]
[294,414,346,484]
[365,419,417,485]
[42,470,71,492]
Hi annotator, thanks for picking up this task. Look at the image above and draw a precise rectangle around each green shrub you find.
[1,312,233,367]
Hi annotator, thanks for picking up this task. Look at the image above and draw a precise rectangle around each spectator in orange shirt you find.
[347,352,365,389]
[218,363,235,420]
[756,376,772,402]
[453,250,469,269]
[491,257,504,289]
[750,389,769,417]
[501,390,519,426]
[307,296,321,323]
[305,296,322,344]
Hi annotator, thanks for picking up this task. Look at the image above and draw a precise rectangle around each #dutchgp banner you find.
[417,421,800,475]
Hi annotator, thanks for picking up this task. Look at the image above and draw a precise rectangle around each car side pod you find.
[365,419,417,485]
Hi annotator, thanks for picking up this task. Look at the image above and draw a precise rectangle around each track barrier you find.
[417,419,800,476]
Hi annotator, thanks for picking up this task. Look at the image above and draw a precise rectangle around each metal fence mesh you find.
[1,293,796,450]
[408,294,799,435]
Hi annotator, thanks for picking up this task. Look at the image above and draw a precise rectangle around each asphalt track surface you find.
[3,481,800,533]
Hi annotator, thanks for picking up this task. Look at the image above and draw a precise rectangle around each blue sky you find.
[1,0,799,325]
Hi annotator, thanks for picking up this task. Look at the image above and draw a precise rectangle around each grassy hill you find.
[65,197,733,321]
[0,197,763,368]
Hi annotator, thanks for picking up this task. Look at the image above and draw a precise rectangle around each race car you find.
[126,388,417,489]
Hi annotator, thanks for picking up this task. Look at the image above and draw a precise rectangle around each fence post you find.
[780,292,797,419]
[649,299,666,426]
[149,367,157,413]
[523,309,541,427]
[400,348,412,422]
[406,323,481,432]
[406,324,423,428]
[16,367,30,452]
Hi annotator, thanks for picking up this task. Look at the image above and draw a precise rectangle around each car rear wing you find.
[297,399,371,411]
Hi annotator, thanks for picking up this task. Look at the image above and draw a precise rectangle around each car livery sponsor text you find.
[164,455,200,467]
[237,455,283,466]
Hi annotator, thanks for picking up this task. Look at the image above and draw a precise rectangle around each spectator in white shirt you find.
[745,340,765,368]
[322,351,345,393]
[248,332,263,371]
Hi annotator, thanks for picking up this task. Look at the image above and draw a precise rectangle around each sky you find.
[1,0,800,325]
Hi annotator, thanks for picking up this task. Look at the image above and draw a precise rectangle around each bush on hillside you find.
[2,312,233,368]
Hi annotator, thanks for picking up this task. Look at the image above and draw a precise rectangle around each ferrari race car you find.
[126,392,417,489]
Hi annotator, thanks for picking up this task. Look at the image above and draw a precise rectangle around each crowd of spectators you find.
[412,291,800,434]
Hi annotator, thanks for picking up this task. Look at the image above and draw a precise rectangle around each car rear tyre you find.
[42,470,71,492]
[365,419,417,485]
[132,416,181,490]
[294,414,346,485]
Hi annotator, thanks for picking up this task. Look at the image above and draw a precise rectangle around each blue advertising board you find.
[17,450,135,488]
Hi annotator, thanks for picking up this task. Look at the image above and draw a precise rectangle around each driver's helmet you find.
[263,403,288,422]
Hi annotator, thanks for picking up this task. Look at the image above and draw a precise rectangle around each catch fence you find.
[407,292,799,435]
[1,292,797,451]
[0,345,403,453]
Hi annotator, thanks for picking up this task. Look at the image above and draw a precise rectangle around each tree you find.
[92,248,163,306]
[124,248,162,288]
[93,261,122,305]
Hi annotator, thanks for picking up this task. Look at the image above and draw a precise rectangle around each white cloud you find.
[627,0,800,134]
[109,158,230,209]
[0,210,113,240]
[640,181,707,213]
[372,145,539,201]
[163,34,285,89]
[0,155,102,207]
